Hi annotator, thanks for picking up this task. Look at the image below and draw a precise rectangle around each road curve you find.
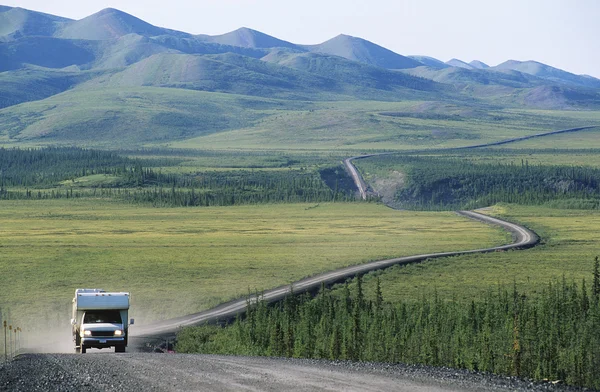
[131,210,538,341]
[344,125,599,200]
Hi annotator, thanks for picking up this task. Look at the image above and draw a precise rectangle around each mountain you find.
[198,27,299,50]
[55,8,189,41]
[445,59,475,69]
[0,6,70,39]
[493,60,600,88]
[469,60,489,69]
[408,56,449,69]
[303,34,421,70]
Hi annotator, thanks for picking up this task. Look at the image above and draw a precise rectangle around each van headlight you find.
[114,330,123,336]
[83,330,91,337]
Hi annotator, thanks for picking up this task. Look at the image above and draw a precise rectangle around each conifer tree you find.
[593,256,600,304]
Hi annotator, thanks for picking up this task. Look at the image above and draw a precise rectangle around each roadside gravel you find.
[0,354,592,392]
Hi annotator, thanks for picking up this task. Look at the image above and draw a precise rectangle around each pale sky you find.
[4,0,600,78]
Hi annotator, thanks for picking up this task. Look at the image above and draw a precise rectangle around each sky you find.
[4,0,600,78]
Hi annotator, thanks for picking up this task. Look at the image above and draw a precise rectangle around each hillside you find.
[0,87,282,146]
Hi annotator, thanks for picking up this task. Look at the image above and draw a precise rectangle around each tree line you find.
[176,258,600,389]
[0,147,356,206]
[360,154,600,210]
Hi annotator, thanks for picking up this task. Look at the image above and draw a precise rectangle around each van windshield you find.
[83,310,122,324]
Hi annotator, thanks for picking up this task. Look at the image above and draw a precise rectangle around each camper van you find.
[71,289,134,353]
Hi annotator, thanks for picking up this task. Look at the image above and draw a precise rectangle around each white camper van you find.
[71,289,134,353]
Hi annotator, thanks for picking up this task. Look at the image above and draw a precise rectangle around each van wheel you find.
[81,345,87,354]
[115,345,126,353]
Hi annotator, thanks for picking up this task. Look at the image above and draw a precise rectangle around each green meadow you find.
[0,200,508,326]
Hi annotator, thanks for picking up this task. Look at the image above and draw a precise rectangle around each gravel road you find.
[0,354,588,392]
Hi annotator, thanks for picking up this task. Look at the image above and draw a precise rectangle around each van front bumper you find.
[81,337,125,348]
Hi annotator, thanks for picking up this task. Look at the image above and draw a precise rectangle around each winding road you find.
[131,210,537,342]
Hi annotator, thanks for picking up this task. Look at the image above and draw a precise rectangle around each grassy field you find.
[352,204,600,304]
[0,199,509,327]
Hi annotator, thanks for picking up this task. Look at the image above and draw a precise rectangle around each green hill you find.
[303,34,422,70]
